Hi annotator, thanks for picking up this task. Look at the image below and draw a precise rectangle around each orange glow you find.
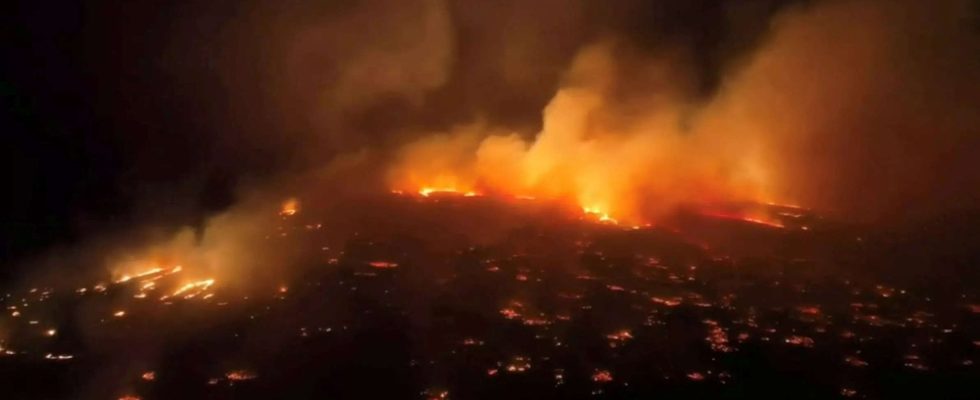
[114,265,182,285]
[583,206,617,224]
[592,369,614,383]
[385,45,790,225]
[114,267,163,283]
[280,198,299,216]
[699,211,785,229]
[225,370,257,381]
[368,261,399,269]
[418,187,479,197]
[161,279,215,300]
[606,329,633,342]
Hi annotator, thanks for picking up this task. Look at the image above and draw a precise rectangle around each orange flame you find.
[386,45,785,225]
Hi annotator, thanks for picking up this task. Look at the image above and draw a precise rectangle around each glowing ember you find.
[784,335,815,347]
[504,357,531,373]
[115,265,182,285]
[418,187,478,197]
[162,279,215,300]
[651,297,682,307]
[225,370,258,381]
[115,267,163,283]
[141,371,156,381]
[423,388,450,400]
[368,261,399,269]
[844,355,869,367]
[280,198,299,216]
[700,212,785,228]
[796,306,822,315]
[606,329,633,342]
[704,320,733,352]
[522,317,551,326]
[592,369,613,383]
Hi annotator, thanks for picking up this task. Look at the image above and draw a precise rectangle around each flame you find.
[418,187,478,197]
[385,44,796,225]
[162,279,215,300]
[592,369,614,383]
[699,211,785,229]
[368,261,399,269]
[280,198,299,216]
[225,370,257,381]
[582,206,617,224]
[114,267,164,283]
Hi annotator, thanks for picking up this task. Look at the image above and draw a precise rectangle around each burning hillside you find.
[1,192,978,399]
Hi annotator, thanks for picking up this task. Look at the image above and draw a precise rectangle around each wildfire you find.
[383,45,794,227]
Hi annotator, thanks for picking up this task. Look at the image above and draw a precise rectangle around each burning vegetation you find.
[1,191,977,399]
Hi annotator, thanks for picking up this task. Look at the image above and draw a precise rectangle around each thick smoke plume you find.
[389,0,980,224]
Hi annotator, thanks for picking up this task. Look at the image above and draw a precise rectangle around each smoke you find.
[7,0,980,287]
[4,4,978,396]
[388,41,771,222]
[704,0,980,223]
[389,0,980,224]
